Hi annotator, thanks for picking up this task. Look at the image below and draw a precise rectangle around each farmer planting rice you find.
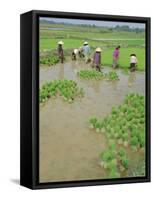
[92,47,102,72]
[82,41,91,63]
[57,41,64,63]
[72,49,79,60]
[112,45,120,68]
[130,54,138,72]
[78,46,84,58]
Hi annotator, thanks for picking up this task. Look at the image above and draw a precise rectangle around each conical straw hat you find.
[95,47,102,52]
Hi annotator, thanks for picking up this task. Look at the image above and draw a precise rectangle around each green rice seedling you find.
[111,107,119,115]
[108,168,120,178]
[121,157,129,170]
[100,149,116,163]
[108,143,117,154]
[95,122,102,133]
[106,71,119,81]
[89,117,98,129]
[122,133,129,142]
[138,131,145,148]
[130,136,139,146]
[107,160,118,171]
[118,148,126,159]
[97,120,105,132]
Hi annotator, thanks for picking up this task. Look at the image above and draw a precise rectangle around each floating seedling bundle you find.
[106,71,119,81]
[89,93,145,178]
[100,143,129,178]
[77,69,105,80]
[77,69,119,81]
[40,80,84,103]
[40,56,60,66]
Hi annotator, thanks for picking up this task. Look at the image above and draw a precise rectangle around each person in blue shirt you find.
[82,41,91,63]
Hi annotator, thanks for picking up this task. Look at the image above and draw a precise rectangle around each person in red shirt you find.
[112,45,120,68]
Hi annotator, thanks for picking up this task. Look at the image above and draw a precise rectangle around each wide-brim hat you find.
[58,41,64,45]
[95,47,102,52]
[74,49,78,54]
[83,41,88,45]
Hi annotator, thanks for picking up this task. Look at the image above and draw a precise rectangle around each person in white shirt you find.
[130,54,138,72]
[72,49,79,60]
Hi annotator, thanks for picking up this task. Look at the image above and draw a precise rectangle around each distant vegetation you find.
[40,19,145,33]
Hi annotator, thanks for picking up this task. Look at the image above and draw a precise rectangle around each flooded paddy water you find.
[39,60,145,182]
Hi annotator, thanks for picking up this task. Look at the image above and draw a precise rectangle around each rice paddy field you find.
[40,23,145,70]
[39,20,146,183]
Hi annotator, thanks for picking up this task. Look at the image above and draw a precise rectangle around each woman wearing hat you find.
[112,45,120,68]
[57,41,64,63]
[92,47,102,72]
[82,41,91,63]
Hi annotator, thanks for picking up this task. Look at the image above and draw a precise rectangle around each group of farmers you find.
[57,41,138,72]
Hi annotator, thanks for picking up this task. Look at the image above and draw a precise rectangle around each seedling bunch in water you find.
[106,71,119,80]
[89,93,145,177]
[40,80,84,103]
[77,70,119,81]
[77,70,105,80]
[100,143,129,178]
[40,56,60,66]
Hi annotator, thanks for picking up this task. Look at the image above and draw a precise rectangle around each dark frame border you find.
[21,10,151,189]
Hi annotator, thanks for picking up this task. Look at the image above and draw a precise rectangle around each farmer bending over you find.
[72,49,78,60]
[112,45,120,68]
[78,46,84,58]
[82,41,91,63]
[57,41,64,63]
[93,47,102,72]
[130,54,138,72]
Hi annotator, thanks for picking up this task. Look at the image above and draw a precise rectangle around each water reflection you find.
[109,80,118,90]
[128,72,136,87]
[58,63,64,80]
[91,81,101,93]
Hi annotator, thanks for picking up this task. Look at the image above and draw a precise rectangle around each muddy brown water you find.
[39,60,145,183]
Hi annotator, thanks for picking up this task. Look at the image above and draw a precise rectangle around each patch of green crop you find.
[100,143,129,177]
[77,70,119,81]
[105,71,119,80]
[40,55,60,66]
[40,79,84,103]
[77,70,105,80]
[89,93,145,178]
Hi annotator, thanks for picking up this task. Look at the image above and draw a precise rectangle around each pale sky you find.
[40,17,145,29]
